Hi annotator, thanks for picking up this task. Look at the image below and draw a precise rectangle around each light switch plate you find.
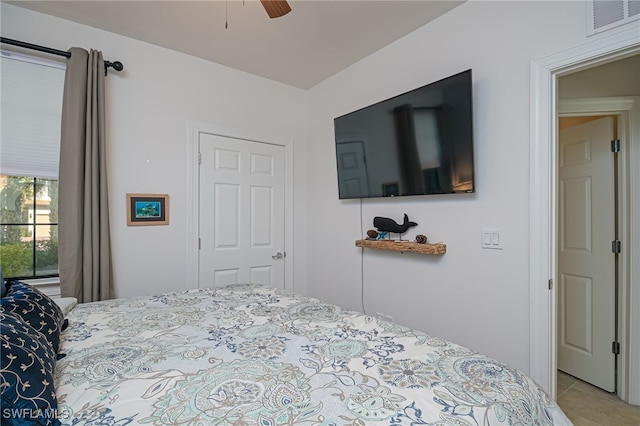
[482,228,503,250]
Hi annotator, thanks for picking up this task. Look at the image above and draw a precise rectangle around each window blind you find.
[0,50,66,179]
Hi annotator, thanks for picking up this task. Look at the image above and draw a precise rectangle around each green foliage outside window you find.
[0,176,58,278]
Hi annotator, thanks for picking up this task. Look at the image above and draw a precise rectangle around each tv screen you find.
[334,69,475,199]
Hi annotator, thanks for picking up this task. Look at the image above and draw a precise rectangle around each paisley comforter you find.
[55,284,572,425]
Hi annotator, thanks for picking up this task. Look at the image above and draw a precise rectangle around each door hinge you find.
[612,240,621,254]
[198,152,202,164]
[548,279,553,290]
[611,139,620,153]
[612,341,621,355]
[198,238,201,250]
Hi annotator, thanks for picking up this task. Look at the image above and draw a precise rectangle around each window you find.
[0,50,66,279]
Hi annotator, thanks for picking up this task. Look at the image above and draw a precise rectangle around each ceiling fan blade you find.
[260,0,291,18]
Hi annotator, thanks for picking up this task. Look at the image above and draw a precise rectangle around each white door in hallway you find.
[198,133,286,289]
[558,116,616,392]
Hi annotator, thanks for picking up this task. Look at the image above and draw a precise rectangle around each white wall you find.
[305,1,589,373]
[1,3,310,298]
[559,54,640,98]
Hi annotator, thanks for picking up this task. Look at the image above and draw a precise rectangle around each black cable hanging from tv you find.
[0,37,123,76]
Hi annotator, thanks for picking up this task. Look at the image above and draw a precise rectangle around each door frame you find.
[186,120,295,292]
[529,22,640,403]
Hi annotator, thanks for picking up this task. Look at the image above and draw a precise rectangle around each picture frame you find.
[126,193,169,226]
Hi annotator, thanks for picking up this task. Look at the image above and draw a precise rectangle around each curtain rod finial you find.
[104,60,124,76]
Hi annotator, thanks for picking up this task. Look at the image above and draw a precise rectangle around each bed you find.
[1,282,572,425]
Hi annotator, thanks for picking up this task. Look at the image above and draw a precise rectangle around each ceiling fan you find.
[260,0,292,18]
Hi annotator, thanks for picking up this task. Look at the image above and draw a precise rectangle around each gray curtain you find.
[58,47,113,302]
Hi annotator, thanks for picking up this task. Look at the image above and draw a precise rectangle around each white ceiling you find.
[8,1,465,89]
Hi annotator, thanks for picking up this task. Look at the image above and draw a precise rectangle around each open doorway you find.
[528,23,640,407]
[555,55,639,403]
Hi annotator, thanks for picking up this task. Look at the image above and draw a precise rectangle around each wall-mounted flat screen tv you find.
[334,69,475,199]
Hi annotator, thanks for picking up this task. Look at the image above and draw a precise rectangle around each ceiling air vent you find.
[629,0,640,17]
[588,0,640,35]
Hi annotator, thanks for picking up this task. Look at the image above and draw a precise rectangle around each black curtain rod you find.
[1,37,123,75]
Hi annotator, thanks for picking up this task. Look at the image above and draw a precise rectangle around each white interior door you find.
[336,140,369,198]
[558,116,616,392]
[199,133,285,289]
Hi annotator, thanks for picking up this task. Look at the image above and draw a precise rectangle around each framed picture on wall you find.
[126,193,169,226]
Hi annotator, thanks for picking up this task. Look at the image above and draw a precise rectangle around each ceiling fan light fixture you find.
[260,0,292,18]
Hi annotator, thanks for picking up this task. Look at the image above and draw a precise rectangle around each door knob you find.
[272,251,286,260]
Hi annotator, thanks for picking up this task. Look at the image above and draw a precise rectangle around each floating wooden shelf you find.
[355,239,446,254]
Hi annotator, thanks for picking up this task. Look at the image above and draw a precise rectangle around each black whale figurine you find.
[373,214,417,237]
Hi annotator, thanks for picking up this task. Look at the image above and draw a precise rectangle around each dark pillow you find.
[0,312,60,426]
[0,281,65,353]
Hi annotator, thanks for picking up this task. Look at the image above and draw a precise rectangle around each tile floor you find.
[556,370,640,425]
